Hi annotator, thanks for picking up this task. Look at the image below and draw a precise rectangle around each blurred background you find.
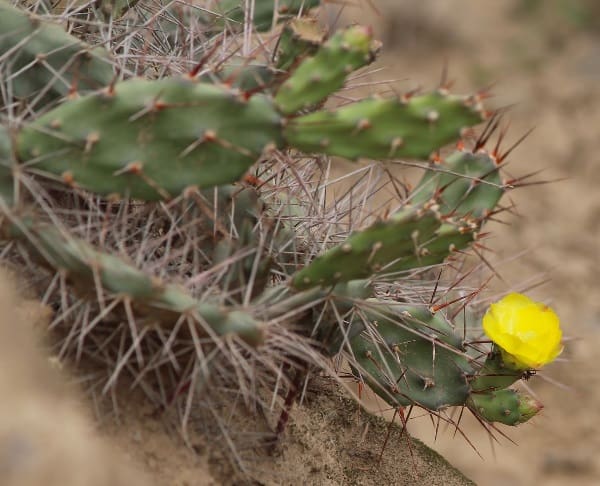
[336,1,600,484]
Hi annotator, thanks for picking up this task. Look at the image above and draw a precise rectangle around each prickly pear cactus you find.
[0,0,562,473]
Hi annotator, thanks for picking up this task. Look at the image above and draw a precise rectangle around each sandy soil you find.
[1,1,599,485]
[0,272,149,486]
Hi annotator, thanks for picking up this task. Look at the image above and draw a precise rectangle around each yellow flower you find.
[482,293,563,370]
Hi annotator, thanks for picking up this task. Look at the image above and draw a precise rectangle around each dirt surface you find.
[0,272,149,486]
[1,1,600,485]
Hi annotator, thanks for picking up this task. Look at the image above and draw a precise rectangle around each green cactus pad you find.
[276,17,325,71]
[291,205,443,290]
[275,25,379,114]
[311,279,375,355]
[467,389,543,425]
[350,304,472,410]
[16,78,284,200]
[3,217,264,345]
[385,221,478,270]
[285,92,485,160]
[0,1,113,103]
[412,149,504,218]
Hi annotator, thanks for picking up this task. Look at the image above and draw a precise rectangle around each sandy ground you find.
[1,1,599,485]
[0,272,149,486]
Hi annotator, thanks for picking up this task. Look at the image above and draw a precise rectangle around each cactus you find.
[215,0,321,32]
[0,0,560,475]
[275,17,325,71]
[16,78,284,200]
[284,92,486,160]
[346,302,543,424]
[291,147,504,289]
[0,2,113,106]
[275,25,380,114]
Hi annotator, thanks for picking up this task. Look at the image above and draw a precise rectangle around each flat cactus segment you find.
[285,92,485,160]
[212,186,274,302]
[383,304,465,349]
[387,222,477,271]
[467,389,543,425]
[412,150,504,218]
[350,304,472,410]
[216,0,321,32]
[311,280,375,355]
[0,1,113,103]
[275,25,379,114]
[3,217,264,345]
[276,17,325,71]
[16,78,284,200]
[291,206,442,290]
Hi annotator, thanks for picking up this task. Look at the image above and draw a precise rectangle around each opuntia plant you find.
[0,0,562,473]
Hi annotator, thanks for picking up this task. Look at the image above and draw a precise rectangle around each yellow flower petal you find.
[482,293,563,369]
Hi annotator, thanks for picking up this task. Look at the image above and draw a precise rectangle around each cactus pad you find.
[16,78,284,200]
[3,216,265,345]
[275,25,379,114]
[216,0,321,32]
[412,149,504,218]
[350,303,473,410]
[276,17,325,71]
[291,205,443,290]
[0,1,113,104]
[467,389,542,425]
[285,92,486,160]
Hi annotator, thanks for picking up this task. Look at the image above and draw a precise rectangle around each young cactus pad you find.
[275,18,325,71]
[275,25,379,114]
[285,92,487,160]
[467,389,543,426]
[216,0,321,32]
